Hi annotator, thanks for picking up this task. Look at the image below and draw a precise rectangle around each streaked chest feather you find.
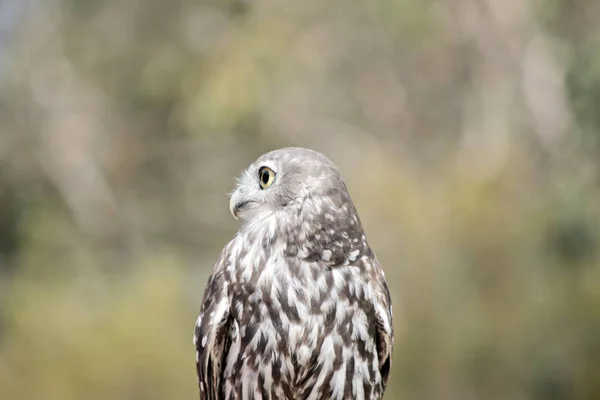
[220,234,382,399]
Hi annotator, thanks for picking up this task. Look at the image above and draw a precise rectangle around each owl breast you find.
[221,244,384,400]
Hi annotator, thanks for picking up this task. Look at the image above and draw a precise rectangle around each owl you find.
[194,147,393,400]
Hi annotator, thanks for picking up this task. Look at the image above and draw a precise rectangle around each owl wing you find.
[369,258,394,389]
[374,276,393,389]
[194,254,231,400]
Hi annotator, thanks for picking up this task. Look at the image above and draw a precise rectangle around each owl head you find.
[229,147,353,224]
[229,147,368,265]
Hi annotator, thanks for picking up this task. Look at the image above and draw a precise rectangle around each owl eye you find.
[258,166,276,189]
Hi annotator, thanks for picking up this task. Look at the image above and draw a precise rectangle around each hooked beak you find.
[229,196,239,220]
[229,189,251,220]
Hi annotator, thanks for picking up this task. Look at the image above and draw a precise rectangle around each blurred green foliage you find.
[0,0,599,398]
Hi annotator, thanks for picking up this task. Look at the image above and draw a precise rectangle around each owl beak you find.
[231,200,253,220]
[231,204,240,220]
[229,198,240,220]
[229,189,245,220]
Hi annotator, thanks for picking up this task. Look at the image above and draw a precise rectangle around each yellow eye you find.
[258,166,276,189]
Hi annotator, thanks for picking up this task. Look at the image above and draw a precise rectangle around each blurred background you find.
[0,0,599,399]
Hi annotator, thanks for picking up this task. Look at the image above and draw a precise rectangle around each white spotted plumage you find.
[194,148,393,399]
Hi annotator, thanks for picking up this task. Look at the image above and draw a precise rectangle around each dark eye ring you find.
[258,166,276,189]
